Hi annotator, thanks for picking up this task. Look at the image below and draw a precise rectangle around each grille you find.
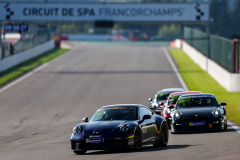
[186,125,208,131]
[80,140,123,150]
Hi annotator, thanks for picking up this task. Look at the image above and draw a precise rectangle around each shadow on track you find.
[170,128,236,135]
[80,144,192,155]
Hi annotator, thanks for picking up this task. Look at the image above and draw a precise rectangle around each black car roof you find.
[101,104,141,109]
[179,93,215,99]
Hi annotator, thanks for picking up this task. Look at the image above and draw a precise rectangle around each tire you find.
[153,122,169,147]
[74,151,87,154]
[133,127,142,150]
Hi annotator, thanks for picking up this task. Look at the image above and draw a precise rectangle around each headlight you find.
[152,103,158,108]
[165,108,171,114]
[73,125,81,135]
[213,110,220,117]
[120,124,130,132]
[174,112,181,119]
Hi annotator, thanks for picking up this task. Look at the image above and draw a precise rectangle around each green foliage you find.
[158,24,181,38]
[58,24,93,34]
[170,49,240,124]
[54,0,240,39]
[0,49,69,87]
[210,0,232,38]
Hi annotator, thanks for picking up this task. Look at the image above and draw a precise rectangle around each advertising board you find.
[0,3,209,22]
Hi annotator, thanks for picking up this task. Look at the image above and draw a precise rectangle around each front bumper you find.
[171,119,225,133]
[165,118,171,127]
[71,136,134,151]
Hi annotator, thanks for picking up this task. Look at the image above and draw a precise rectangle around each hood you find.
[157,100,167,104]
[151,100,167,107]
[167,104,176,107]
[84,120,127,134]
[176,107,217,119]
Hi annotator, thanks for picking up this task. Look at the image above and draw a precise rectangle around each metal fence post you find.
[206,24,210,73]
[238,40,240,73]
[233,39,238,73]
[235,39,239,73]
[0,21,2,60]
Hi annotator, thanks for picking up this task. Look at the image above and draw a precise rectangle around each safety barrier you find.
[1,29,50,60]
[0,39,54,73]
[182,41,240,92]
[184,27,239,73]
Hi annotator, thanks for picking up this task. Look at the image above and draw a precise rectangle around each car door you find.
[139,107,155,143]
[145,108,156,140]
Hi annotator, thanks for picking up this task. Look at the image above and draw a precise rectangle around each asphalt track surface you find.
[0,42,240,160]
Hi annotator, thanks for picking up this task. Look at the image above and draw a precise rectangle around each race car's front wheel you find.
[74,151,87,154]
[153,122,169,147]
[134,127,142,150]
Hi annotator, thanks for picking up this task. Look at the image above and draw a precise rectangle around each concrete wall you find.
[0,39,54,73]
[182,41,240,92]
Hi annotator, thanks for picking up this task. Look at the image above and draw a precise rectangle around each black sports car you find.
[70,104,169,154]
[169,94,227,133]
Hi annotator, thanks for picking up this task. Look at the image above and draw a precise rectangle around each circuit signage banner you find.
[0,3,209,22]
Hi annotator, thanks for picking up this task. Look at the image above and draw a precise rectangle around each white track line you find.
[162,47,189,91]
[0,43,85,94]
[228,121,240,133]
[0,63,49,94]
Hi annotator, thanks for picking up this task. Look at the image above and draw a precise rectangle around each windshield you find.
[156,92,171,102]
[90,107,138,121]
[168,95,182,105]
[176,97,218,109]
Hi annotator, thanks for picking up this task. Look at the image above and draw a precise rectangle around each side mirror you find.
[166,96,169,100]
[143,115,151,120]
[149,98,153,102]
[138,115,152,124]
[159,102,164,106]
[82,117,88,122]
[220,102,227,106]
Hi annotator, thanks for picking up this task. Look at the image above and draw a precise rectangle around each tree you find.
[231,0,240,38]
[158,24,181,38]
[210,0,232,38]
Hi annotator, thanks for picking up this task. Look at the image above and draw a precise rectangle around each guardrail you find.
[0,29,50,60]
[184,27,239,73]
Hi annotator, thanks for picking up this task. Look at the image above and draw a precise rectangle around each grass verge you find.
[169,49,240,124]
[0,48,70,87]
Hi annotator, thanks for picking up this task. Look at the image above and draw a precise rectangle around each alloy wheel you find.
[134,127,142,149]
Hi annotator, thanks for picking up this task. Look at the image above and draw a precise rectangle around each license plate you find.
[89,135,102,138]
[86,138,104,143]
[189,122,205,126]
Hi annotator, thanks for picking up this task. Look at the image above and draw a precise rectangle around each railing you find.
[1,29,50,60]
[184,27,238,73]
[0,0,210,3]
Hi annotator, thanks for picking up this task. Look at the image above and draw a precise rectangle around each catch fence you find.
[0,29,50,60]
[184,27,239,73]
